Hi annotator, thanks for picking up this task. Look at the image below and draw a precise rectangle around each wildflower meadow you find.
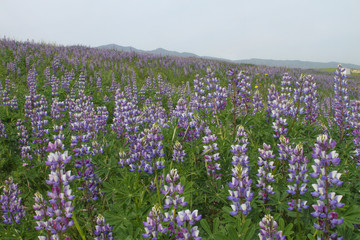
[0,38,359,240]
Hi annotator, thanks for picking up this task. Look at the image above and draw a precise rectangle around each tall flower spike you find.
[176,209,201,240]
[33,140,75,239]
[94,214,114,240]
[252,90,263,115]
[226,69,251,116]
[277,135,292,177]
[143,204,168,239]
[202,127,221,180]
[0,120,6,138]
[333,64,349,142]
[1,177,26,225]
[279,73,294,118]
[310,134,344,239]
[258,214,285,240]
[159,168,202,239]
[172,97,203,142]
[228,125,253,216]
[266,84,280,120]
[172,141,186,163]
[73,144,102,201]
[256,143,275,204]
[143,121,165,174]
[349,100,360,166]
[303,75,319,125]
[191,70,227,119]
[161,169,187,209]
[287,144,309,212]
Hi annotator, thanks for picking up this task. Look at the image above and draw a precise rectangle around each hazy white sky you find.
[1,0,359,64]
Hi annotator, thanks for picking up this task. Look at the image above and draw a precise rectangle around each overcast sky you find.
[1,0,359,65]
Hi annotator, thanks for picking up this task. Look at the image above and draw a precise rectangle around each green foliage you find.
[0,40,360,240]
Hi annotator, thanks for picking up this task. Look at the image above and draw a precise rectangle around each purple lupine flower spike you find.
[191,69,227,119]
[161,169,187,209]
[175,209,202,239]
[287,143,309,212]
[0,120,6,139]
[228,126,253,216]
[202,127,221,180]
[160,168,202,239]
[94,214,114,240]
[310,134,344,239]
[256,143,275,204]
[143,204,168,239]
[277,135,292,177]
[172,141,186,163]
[1,177,26,225]
[226,69,251,116]
[258,214,285,240]
[333,64,349,142]
[172,97,203,142]
[303,75,319,125]
[252,90,263,115]
[349,100,360,166]
[33,140,75,239]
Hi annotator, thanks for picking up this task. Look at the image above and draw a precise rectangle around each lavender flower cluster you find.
[1,177,26,225]
[144,169,202,240]
[33,140,75,239]
[256,143,275,204]
[228,126,253,216]
[202,127,221,180]
[258,214,285,240]
[310,134,344,239]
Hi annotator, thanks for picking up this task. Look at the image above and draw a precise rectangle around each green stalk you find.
[58,165,63,240]
[72,211,86,240]
[324,164,331,239]
[296,181,303,240]
[296,208,302,240]
[288,74,305,135]
[155,169,162,206]
[14,228,23,240]
[232,79,237,134]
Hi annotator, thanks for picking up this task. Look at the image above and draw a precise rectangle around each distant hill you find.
[148,48,198,58]
[97,44,198,58]
[233,58,360,69]
[96,44,360,69]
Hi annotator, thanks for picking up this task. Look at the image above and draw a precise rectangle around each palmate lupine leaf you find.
[278,218,294,238]
[200,218,230,240]
[104,206,141,236]
[101,173,145,204]
[340,205,360,230]
[224,218,256,240]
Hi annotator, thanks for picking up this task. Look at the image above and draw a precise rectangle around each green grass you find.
[316,68,360,77]
[316,68,336,72]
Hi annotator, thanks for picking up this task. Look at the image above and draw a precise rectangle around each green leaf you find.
[307,233,316,240]
[214,232,231,240]
[278,218,285,230]
[226,225,238,239]
[240,219,251,234]
[341,205,360,229]
[200,219,212,236]
[284,223,294,236]
[72,212,86,240]
[244,225,256,240]
[213,217,220,233]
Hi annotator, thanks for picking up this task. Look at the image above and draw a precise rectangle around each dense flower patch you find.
[0,38,359,239]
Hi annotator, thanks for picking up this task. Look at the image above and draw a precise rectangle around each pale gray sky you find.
[1,0,359,65]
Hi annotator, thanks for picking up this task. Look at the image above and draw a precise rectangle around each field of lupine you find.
[0,38,360,240]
